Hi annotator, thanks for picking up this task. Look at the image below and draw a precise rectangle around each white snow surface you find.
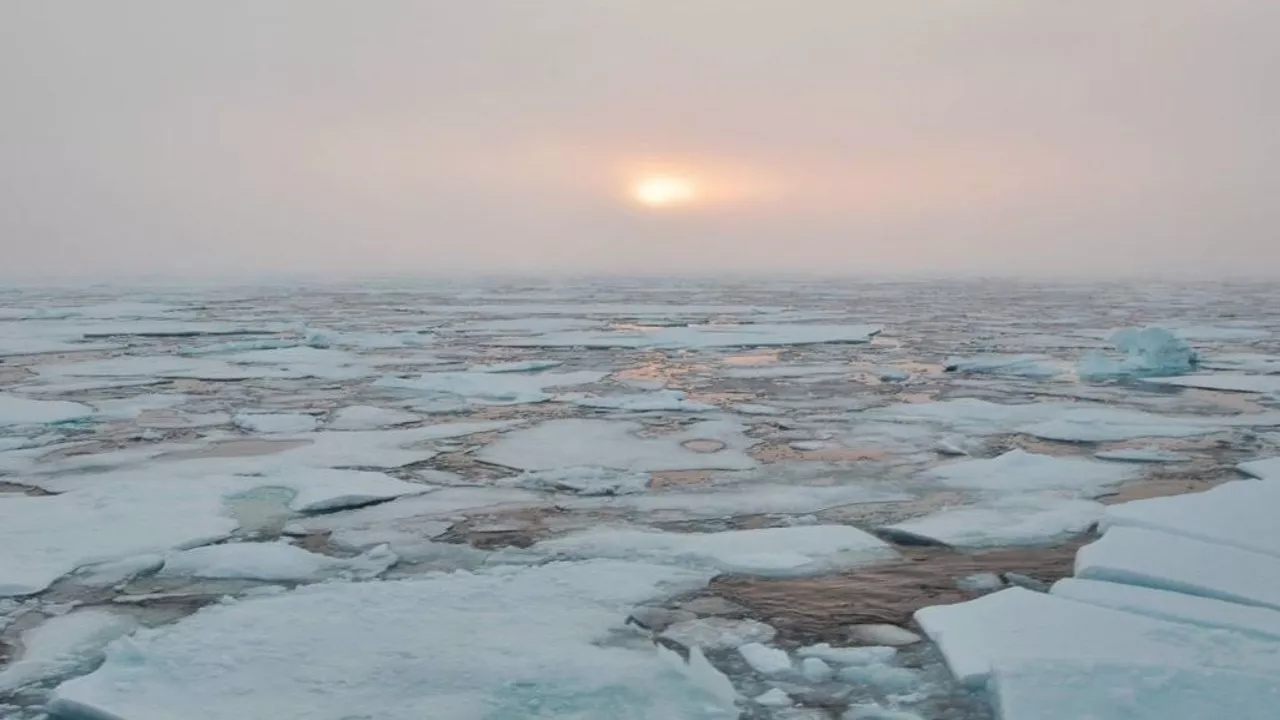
[0,395,94,426]
[535,525,897,576]
[562,390,716,412]
[159,541,381,582]
[738,643,793,676]
[50,560,733,720]
[660,618,777,650]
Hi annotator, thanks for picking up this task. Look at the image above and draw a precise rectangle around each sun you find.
[631,175,698,208]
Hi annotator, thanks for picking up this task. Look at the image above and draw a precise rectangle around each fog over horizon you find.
[3,1,1278,280]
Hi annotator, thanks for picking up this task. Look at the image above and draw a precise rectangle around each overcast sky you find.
[3,1,1277,279]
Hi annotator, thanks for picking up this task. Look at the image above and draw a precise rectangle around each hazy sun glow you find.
[631,175,697,208]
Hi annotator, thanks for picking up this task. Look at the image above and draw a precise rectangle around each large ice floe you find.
[914,470,1280,719]
[50,561,736,720]
[0,394,94,426]
[1076,326,1198,380]
[535,525,898,576]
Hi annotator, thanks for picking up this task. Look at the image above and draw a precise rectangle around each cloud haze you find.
[2,1,1277,278]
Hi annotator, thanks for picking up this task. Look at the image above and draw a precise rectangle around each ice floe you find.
[0,610,138,692]
[1094,447,1190,462]
[0,395,94,426]
[512,466,651,495]
[479,417,756,472]
[326,405,421,430]
[660,617,777,649]
[562,390,716,412]
[883,494,1104,548]
[374,370,606,405]
[738,643,793,676]
[919,450,1135,497]
[159,541,395,582]
[1142,373,1280,394]
[1075,526,1280,611]
[35,356,302,381]
[562,483,910,519]
[1052,578,1280,641]
[1104,478,1280,558]
[50,561,733,720]
[535,525,898,576]
[232,412,319,434]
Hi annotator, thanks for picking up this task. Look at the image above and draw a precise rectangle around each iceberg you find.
[1077,326,1197,381]
[50,561,733,720]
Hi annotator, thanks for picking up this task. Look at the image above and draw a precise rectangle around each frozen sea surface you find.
[0,277,1277,719]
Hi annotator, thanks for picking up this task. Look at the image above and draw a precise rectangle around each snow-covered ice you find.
[1051,578,1280,641]
[0,610,138,692]
[660,618,777,649]
[738,643,793,676]
[374,370,606,404]
[1104,479,1280,558]
[563,390,716,412]
[159,541,392,582]
[796,644,897,667]
[846,624,921,647]
[0,395,94,426]
[882,494,1104,548]
[50,560,732,720]
[513,466,651,495]
[918,450,1134,497]
[535,525,898,576]
[1075,526,1280,611]
[1141,373,1280,394]
[233,412,319,434]
[327,405,421,430]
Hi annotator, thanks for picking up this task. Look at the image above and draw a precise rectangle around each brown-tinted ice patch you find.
[681,439,726,453]
[721,351,780,367]
[703,541,1085,643]
[648,470,715,489]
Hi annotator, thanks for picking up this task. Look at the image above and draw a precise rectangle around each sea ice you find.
[327,405,421,430]
[1104,478,1280,558]
[753,688,794,707]
[956,572,1005,592]
[944,354,1060,378]
[882,494,1104,548]
[1075,526,1280,611]
[233,412,319,434]
[514,466,651,495]
[50,561,732,720]
[0,395,94,426]
[0,610,138,692]
[914,587,1280,688]
[738,643,793,676]
[660,618,777,649]
[535,525,898,576]
[992,660,1280,720]
[466,360,564,373]
[796,644,897,666]
[493,323,880,349]
[374,370,606,404]
[1095,447,1190,462]
[563,390,716,412]
[561,483,911,519]
[1141,373,1280,394]
[836,664,919,692]
[846,625,921,647]
[1051,578,1280,642]
[479,417,757,472]
[1077,326,1197,380]
[918,450,1134,497]
[35,355,302,381]
[800,657,834,682]
[158,541,386,582]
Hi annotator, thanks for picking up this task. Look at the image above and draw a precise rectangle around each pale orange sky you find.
[2,1,1277,278]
